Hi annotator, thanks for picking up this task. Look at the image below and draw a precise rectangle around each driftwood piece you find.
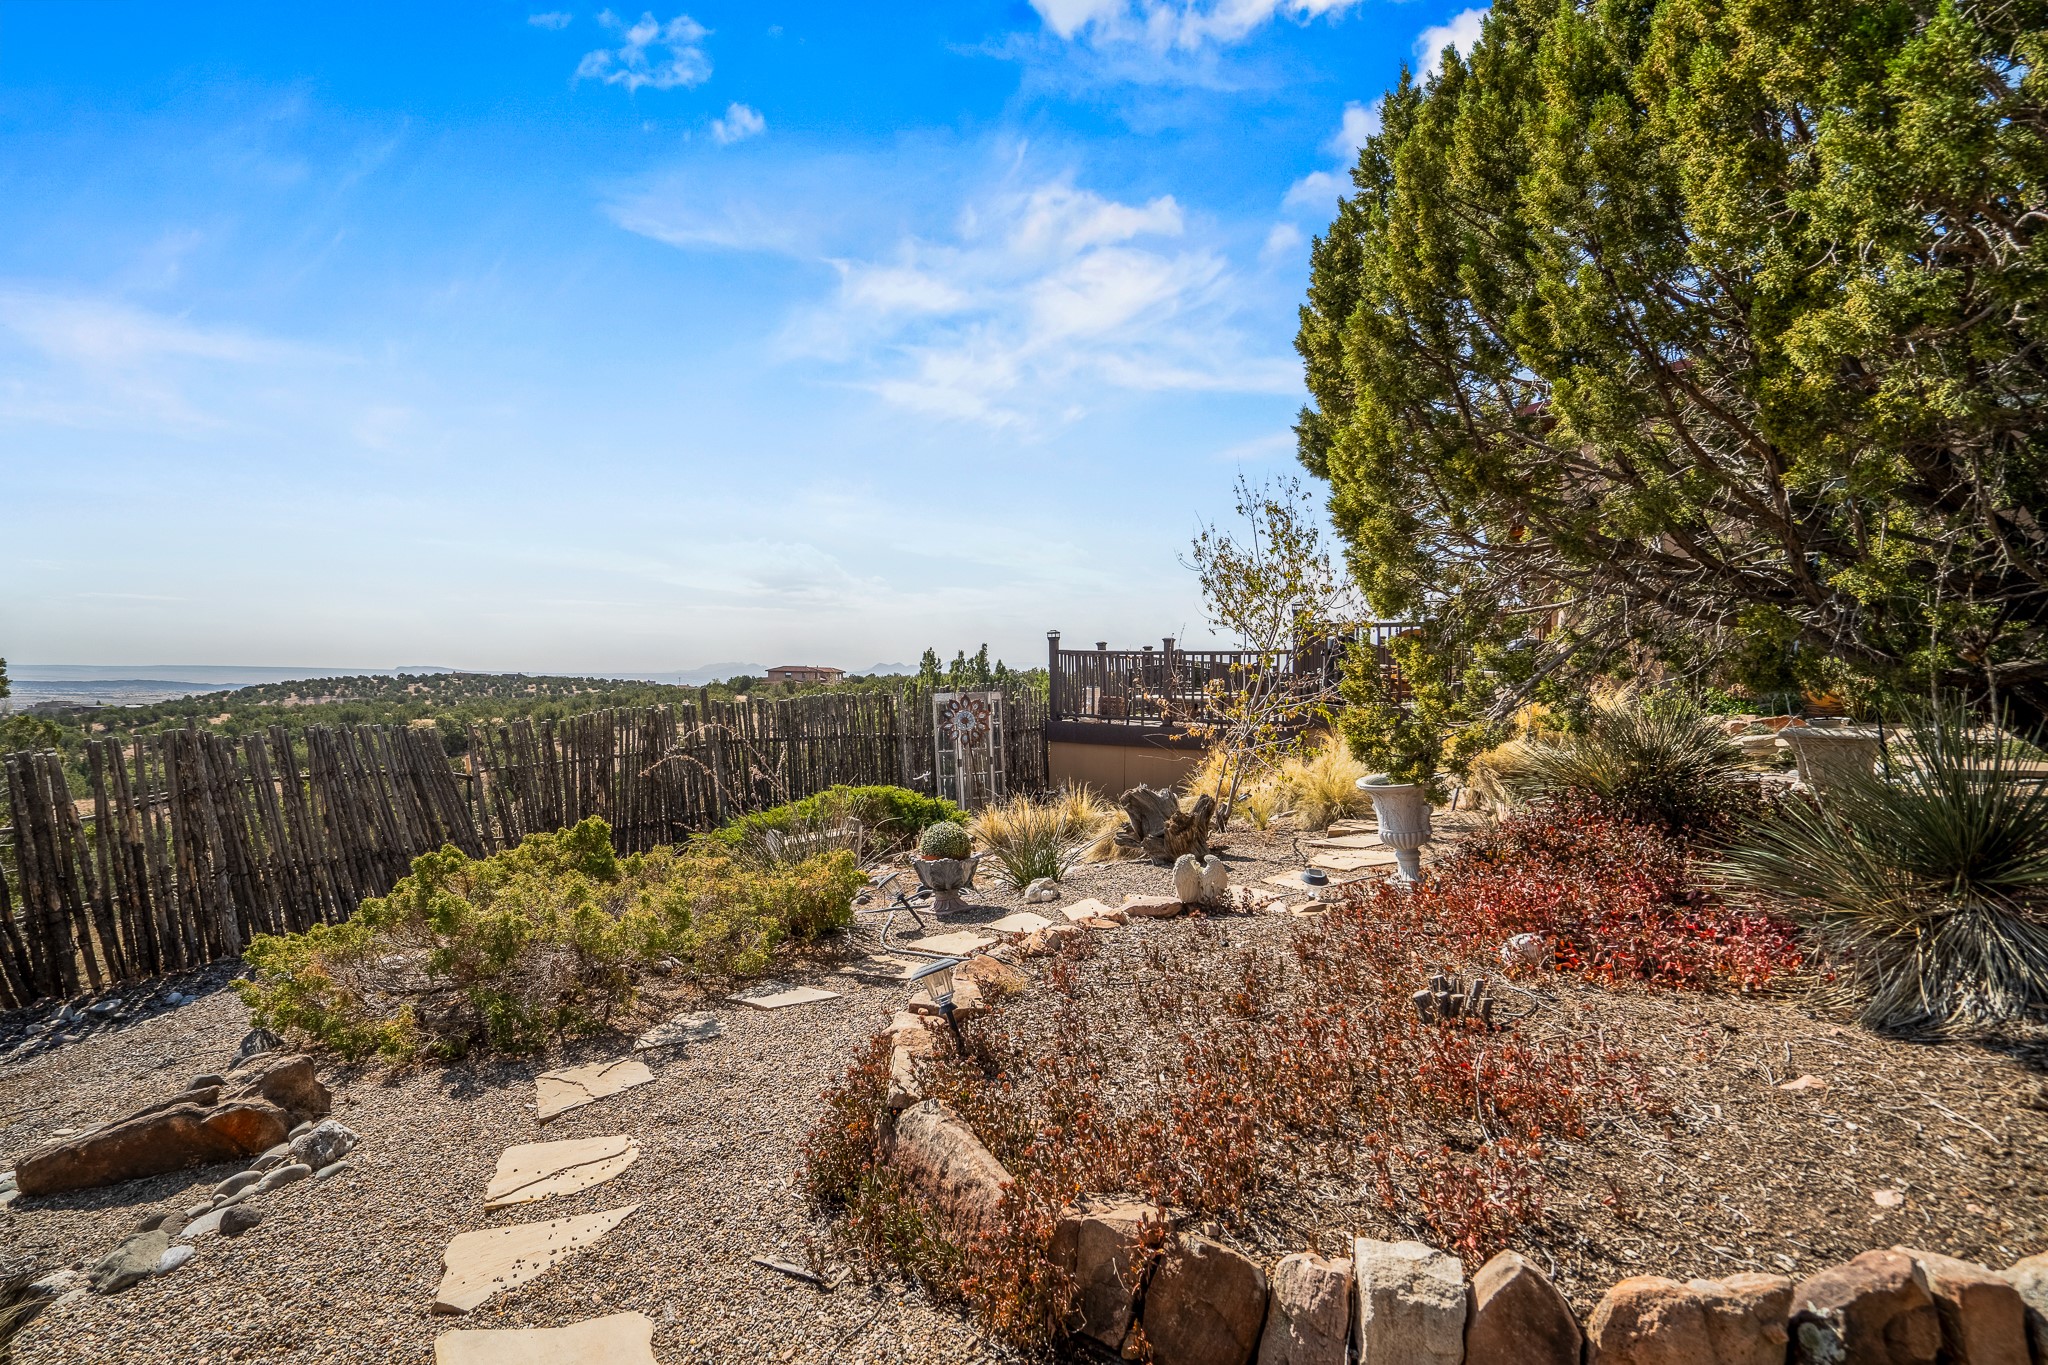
[1114,786,1214,863]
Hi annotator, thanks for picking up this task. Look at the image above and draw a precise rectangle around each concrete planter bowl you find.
[1355,775,1433,884]
[912,853,985,917]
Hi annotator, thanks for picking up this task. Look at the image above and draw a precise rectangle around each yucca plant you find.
[1497,691,1748,838]
[1715,705,2048,1034]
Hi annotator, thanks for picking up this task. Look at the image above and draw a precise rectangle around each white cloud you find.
[1413,7,1487,72]
[709,102,765,145]
[1262,221,1303,256]
[1281,97,1380,215]
[575,11,711,91]
[1031,0,1362,48]
[528,11,573,28]
[784,179,1296,425]
[0,289,339,434]
[1328,98,1380,157]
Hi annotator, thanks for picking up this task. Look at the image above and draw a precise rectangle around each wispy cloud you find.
[1031,0,1362,49]
[527,11,573,29]
[1280,97,1379,214]
[1414,7,1487,73]
[575,11,711,91]
[710,102,765,145]
[787,178,1297,426]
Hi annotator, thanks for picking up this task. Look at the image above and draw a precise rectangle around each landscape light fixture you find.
[907,956,966,1049]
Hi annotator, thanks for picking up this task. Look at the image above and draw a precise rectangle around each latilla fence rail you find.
[0,688,1047,1010]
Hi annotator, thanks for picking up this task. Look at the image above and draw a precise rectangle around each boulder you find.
[881,1101,1010,1247]
[1790,1250,1941,1365]
[1258,1251,1353,1365]
[15,1053,329,1197]
[1354,1239,1467,1365]
[2001,1253,2048,1362]
[1141,1234,1267,1365]
[1052,1196,1173,1350]
[886,1045,922,1112]
[1124,893,1186,920]
[89,1229,172,1294]
[289,1119,359,1171]
[1696,1273,1793,1365]
[957,955,1029,997]
[1467,1251,1580,1365]
[1895,1248,2027,1365]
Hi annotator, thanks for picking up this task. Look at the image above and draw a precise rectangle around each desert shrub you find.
[1716,707,2048,1033]
[918,820,974,859]
[1277,742,1371,829]
[1240,782,1284,829]
[712,785,964,852]
[804,834,1681,1348]
[1492,691,1752,839]
[970,786,1117,888]
[1444,798,1803,991]
[239,817,865,1062]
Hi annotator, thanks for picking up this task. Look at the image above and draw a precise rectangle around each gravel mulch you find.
[0,830,1325,1365]
[11,810,2039,1361]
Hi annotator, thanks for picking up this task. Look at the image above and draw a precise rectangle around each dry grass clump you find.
[1276,742,1372,829]
[972,785,1121,887]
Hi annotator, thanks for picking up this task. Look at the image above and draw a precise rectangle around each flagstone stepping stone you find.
[632,1012,723,1051]
[535,1060,653,1122]
[1311,849,1398,873]
[433,1205,639,1314]
[1060,899,1127,925]
[904,930,997,955]
[1308,834,1384,850]
[727,983,841,1010]
[985,910,1054,935]
[1327,819,1375,834]
[434,1310,658,1365]
[1262,870,1368,893]
[837,955,926,981]
[485,1136,640,1209]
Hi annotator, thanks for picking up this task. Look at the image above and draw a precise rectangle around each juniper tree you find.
[1300,0,2048,733]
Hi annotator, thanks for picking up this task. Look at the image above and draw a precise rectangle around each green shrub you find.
[238,816,865,1063]
[918,821,973,859]
[1495,691,1750,838]
[1716,706,2048,1034]
[711,785,964,850]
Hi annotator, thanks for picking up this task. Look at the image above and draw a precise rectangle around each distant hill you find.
[670,662,769,685]
[860,663,914,676]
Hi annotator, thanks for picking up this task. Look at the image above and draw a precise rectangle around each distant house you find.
[765,665,845,686]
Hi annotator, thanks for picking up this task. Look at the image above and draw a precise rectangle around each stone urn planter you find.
[1356,774,1433,884]
[1780,724,1882,800]
[912,853,985,917]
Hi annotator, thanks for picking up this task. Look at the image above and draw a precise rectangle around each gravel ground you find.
[0,829,1330,1365]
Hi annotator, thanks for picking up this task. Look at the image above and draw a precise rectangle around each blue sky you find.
[0,0,1485,675]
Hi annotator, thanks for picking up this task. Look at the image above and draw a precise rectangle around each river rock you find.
[1257,1250,1353,1365]
[234,1027,284,1063]
[255,1162,313,1193]
[156,1244,193,1275]
[881,1101,1010,1247]
[1895,1248,2027,1365]
[289,1119,359,1170]
[14,1053,330,1196]
[1052,1196,1172,1350]
[90,1229,172,1294]
[1468,1250,1580,1365]
[1354,1239,1466,1365]
[220,1204,263,1237]
[1141,1234,1267,1365]
[1790,1250,1940,1365]
[213,1170,262,1200]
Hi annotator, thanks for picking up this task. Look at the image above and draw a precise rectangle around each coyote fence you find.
[0,688,1046,1009]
